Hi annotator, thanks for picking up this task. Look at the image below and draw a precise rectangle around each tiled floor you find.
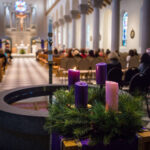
[0,57,60,91]
[0,57,62,111]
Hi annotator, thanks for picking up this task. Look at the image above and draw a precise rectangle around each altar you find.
[16,41,29,54]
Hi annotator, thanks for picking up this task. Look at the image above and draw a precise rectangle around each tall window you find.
[122,12,128,46]
[47,0,55,9]
[15,0,27,13]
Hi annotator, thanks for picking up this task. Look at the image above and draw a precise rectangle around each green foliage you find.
[20,49,26,54]
[44,87,144,145]
[88,86,105,105]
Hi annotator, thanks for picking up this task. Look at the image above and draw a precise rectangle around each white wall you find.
[120,0,143,53]
[46,0,144,54]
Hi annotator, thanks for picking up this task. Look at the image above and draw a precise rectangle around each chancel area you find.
[0,0,150,150]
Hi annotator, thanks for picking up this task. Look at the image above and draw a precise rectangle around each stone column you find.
[79,4,89,49]
[11,12,15,28]
[141,0,150,54]
[71,10,79,48]
[54,21,59,48]
[111,0,120,51]
[52,24,56,47]
[10,12,13,28]
[64,15,71,49]
[26,14,30,28]
[59,18,65,49]
[30,7,33,28]
[91,0,103,51]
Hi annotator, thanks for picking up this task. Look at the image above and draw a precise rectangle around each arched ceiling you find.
[87,0,112,14]
[46,0,112,17]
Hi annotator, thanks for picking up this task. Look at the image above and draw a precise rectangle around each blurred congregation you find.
[37,47,150,91]
[0,0,150,92]
[0,0,150,149]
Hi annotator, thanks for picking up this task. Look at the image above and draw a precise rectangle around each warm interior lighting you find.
[73,67,77,70]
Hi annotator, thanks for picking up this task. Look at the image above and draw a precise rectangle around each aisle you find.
[0,58,60,91]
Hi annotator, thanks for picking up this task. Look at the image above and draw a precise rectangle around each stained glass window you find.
[122,12,128,46]
[15,0,27,13]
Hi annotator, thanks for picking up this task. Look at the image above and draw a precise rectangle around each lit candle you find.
[105,81,119,111]
[96,63,107,85]
[75,81,88,108]
[68,69,80,88]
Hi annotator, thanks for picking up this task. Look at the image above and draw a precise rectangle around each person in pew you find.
[43,49,48,54]
[146,48,150,56]
[133,49,139,56]
[73,49,81,57]
[98,48,105,57]
[138,53,150,73]
[80,48,87,58]
[67,49,74,58]
[5,43,12,63]
[126,49,135,68]
[107,52,122,73]
[0,49,7,72]
[88,50,95,57]
[94,49,100,58]
[73,49,82,64]
[53,48,60,57]
[105,49,111,60]
[115,49,121,57]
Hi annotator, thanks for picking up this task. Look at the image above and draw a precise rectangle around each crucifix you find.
[16,13,27,31]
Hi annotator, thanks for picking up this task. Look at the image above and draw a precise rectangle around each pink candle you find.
[105,81,119,111]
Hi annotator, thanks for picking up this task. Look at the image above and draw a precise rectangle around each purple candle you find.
[75,81,88,108]
[68,69,80,87]
[96,63,107,85]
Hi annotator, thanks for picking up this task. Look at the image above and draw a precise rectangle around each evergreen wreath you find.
[44,87,144,145]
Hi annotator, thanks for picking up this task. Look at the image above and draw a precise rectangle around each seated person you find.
[138,53,150,73]
[0,49,7,71]
[67,49,74,58]
[73,49,81,57]
[107,52,122,73]
[53,48,60,57]
[80,48,87,58]
[126,49,135,68]
[105,49,111,60]
[146,48,150,56]
[88,50,95,57]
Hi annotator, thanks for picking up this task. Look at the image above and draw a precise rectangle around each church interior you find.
[0,0,150,150]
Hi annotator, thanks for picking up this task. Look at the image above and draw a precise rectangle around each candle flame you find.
[73,67,77,70]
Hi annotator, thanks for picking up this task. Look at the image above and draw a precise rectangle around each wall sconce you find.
[99,34,101,41]
[130,29,135,39]
[90,36,92,41]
